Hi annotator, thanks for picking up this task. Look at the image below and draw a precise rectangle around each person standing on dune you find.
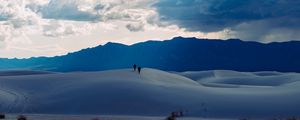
[138,67,141,74]
[133,64,137,71]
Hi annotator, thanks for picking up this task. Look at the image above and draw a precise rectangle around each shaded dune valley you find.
[1,68,300,119]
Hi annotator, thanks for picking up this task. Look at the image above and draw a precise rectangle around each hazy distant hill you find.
[0,37,300,72]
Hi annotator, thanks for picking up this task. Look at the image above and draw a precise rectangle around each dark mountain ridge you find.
[1,37,300,72]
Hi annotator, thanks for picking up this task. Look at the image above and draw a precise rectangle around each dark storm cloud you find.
[155,0,300,42]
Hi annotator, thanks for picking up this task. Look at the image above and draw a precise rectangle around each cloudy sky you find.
[0,0,299,58]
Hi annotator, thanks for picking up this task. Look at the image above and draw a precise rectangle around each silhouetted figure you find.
[166,116,175,120]
[179,111,183,117]
[17,115,27,120]
[133,64,137,71]
[138,67,141,74]
[0,113,5,119]
[166,112,176,120]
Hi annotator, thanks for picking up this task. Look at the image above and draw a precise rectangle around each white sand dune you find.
[0,68,300,118]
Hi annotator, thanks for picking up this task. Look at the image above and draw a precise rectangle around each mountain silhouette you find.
[1,36,300,72]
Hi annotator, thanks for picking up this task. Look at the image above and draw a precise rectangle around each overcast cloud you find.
[0,0,299,58]
[155,0,300,42]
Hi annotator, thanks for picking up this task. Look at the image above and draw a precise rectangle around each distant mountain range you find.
[1,37,300,72]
